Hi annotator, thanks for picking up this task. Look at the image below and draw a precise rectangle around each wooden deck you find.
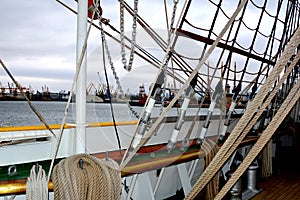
[251,171,300,200]
[251,145,300,200]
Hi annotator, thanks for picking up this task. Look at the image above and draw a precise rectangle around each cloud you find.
[0,0,283,94]
[1,0,208,93]
[0,0,77,91]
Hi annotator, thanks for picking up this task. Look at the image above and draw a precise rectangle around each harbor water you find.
[0,101,230,127]
[0,101,136,127]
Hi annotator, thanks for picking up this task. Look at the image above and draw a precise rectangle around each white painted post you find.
[75,0,87,153]
[177,163,192,196]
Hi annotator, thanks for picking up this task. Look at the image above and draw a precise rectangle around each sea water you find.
[0,101,234,127]
[0,101,135,127]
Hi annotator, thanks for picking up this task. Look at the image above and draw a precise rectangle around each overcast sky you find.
[0,0,284,93]
[0,0,184,93]
[0,0,229,93]
[0,0,77,92]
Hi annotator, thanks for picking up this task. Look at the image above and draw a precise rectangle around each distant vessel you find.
[0,82,32,101]
[0,82,105,103]
[129,84,148,106]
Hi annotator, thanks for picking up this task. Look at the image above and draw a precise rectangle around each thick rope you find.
[215,72,300,200]
[52,154,121,200]
[210,46,300,195]
[216,40,300,171]
[26,165,48,200]
[184,25,300,199]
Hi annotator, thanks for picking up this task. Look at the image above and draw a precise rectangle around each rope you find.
[52,154,121,200]
[212,45,300,196]
[236,0,268,87]
[202,139,219,200]
[184,24,300,200]
[47,1,98,183]
[121,0,248,169]
[100,14,122,153]
[0,59,55,137]
[261,139,273,179]
[120,0,192,167]
[26,165,48,200]
[215,70,300,200]
[219,38,300,166]
[186,0,284,43]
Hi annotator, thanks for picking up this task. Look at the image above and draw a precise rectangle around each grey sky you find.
[0,0,178,92]
[0,0,78,92]
[0,0,284,93]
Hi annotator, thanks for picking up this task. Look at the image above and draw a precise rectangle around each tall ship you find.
[0,0,300,199]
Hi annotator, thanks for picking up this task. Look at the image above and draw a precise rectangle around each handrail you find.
[0,136,258,196]
[0,120,139,132]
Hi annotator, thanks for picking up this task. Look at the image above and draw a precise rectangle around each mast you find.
[75,0,87,153]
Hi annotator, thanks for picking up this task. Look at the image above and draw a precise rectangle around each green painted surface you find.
[0,145,200,182]
[0,159,62,181]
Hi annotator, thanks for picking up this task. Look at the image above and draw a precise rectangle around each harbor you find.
[0,82,124,102]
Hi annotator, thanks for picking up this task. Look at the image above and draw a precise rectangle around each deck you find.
[252,172,300,200]
[251,143,300,200]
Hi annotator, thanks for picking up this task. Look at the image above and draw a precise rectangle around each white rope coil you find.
[26,165,48,200]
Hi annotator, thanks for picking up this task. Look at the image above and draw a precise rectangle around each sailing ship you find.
[0,0,300,199]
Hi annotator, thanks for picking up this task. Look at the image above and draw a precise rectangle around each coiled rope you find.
[26,165,48,200]
[202,139,219,200]
[52,154,121,200]
[261,140,272,179]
